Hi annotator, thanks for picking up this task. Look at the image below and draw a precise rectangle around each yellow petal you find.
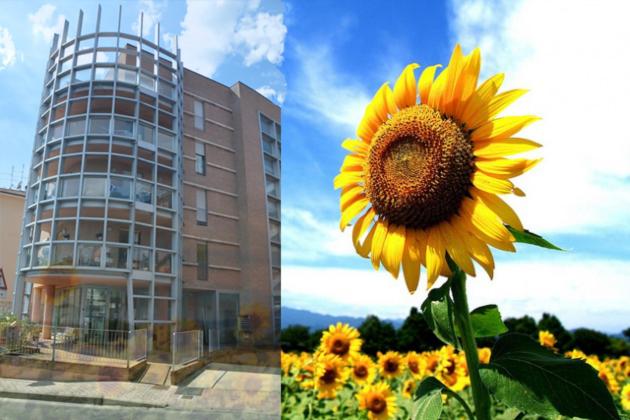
[340,154,366,172]
[440,222,475,276]
[453,48,481,118]
[441,44,465,116]
[353,208,376,256]
[340,197,369,231]
[381,224,406,279]
[425,226,446,289]
[467,89,529,129]
[460,73,504,127]
[472,188,523,231]
[427,65,449,110]
[476,157,542,179]
[357,222,376,258]
[393,63,420,110]
[356,103,380,143]
[460,198,515,252]
[341,138,369,156]
[334,171,363,190]
[471,116,540,142]
[455,221,495,278]
[370,220,389,270]
[418,64,441,105]
[402,229,421,294]
[471,171,516,195]
[340,185,365,211]
[473,138,541,158]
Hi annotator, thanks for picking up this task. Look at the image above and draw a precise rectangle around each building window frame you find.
[196,189,207,225]
[197,242,208,281]
[193,99,204,130]
[195,142,206,175]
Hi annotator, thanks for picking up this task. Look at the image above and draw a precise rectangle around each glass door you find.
[82,287,108,332]
[218,293,239,348]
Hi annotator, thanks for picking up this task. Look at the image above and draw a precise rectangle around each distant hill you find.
[281,306,404,331]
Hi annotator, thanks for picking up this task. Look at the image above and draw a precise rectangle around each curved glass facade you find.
[15,10,183,336]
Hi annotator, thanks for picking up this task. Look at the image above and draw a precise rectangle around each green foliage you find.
[623,327,630,340]
[470,305,508,338]
[420,279,459,348]
[280,325,311,352]
[480,333,620,420]
[397,307,444,352]
[413,389,442,420]
[504,315,538,339]
[506,226,563,250]
[358,315,397,356]
[569,328,612,356]
[537,313,572,351]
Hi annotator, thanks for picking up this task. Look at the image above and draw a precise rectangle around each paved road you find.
[0,397,277,420]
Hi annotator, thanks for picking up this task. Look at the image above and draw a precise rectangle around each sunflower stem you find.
[449,265,492,420]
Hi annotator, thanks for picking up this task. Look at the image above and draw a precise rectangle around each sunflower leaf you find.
[415,377,475,420]
[480,333,620,420]
[470,304,508,337]
[506,225,563,250]
[412,389,442,420]
[420,279,459,349]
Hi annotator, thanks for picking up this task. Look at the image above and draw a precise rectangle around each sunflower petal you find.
[402,229,421,293]
[476,157,542,179]
[333,171,363,190]
[340,154,365,172]
[472,188,523,231]
[460,73,504,127]
[427,65,449,110]
[442,44,465,116]
[357,221,376,258]
[340,185,365,211]
[460,198,515,252]
[341,138,370,156]
[370,220,389,270]
[471,116,540,142]
[425,226,446,289]
[470,89,529,130]
[418,64,442,105]
[353,208,375,256]
[473,138,541,158]
[393,63,420,110]
[456,223,495,278]
[381,224,406,279]
[471,171,515,195]
[440,222,475,276]
[372,82,398,121]
[340,197,369,231]
[453,48,481,118]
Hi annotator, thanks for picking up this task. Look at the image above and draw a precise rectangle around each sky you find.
[0,1,628,333]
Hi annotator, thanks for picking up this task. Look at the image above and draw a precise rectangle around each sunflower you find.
[421,350,441,376]
[436,345,470,392]
[402,378,417,399]
[621,383,630,412]
[478,347,491,364]
[404,351,423,379]
[377,351,404,379]
[313,353,350,399]
[357,382,398,420]
[334,44,541,291]
[319,322,363,361]
[351,354,377,385]
[538,330,557,349]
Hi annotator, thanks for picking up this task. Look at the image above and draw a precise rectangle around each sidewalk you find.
[0,363,280,417]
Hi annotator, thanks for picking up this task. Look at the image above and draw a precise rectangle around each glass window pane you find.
[269,220,280,243]
[109,177,131,199]
[82,177,106,197]
[267,197,280,219]
[34,245,50,266]
[48,123,64,141]
[66,118,86,136]
[264,155,277,176]
[113,118,134,137]
[140,73,155,91]
[138,123,154,144]
[196,189,207,224]
[89,117,110,134]
[54,219,76,241]
[78,220,104,241]
[194,100,204,129]
[132,248,151,271]
[155,251,172,273]
[51,244,74,266]
[117,68,137,84]
[76,52,93,66]
[135,181,153,204]
[156,187,172,208]
[42,181,56,199]
[94,66,115,80]
[158,131,174,150]
[266,175,279,197]
[77,37,95,51]
[60,177,80,197]
[106,246,128,268]
[197,243,207,280]
[78,244,101,267]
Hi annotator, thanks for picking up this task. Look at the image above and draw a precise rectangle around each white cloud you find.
[133,0,166,39]
[28,4,65,43]
[282,207,356,263]
[256,85,285,104]
[289,44,370,131]
[235,12,286,66]
[0,27,16,70]
[177,0,286,76]
[449,0,630,234]
[283,257,630,333]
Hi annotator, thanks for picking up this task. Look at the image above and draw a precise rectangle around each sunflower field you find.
[281,324,630,419]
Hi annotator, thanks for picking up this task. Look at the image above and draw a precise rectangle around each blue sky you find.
[0,1,628,333]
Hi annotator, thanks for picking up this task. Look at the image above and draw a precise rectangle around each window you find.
[78,244,101,267]
[269,220,280,243]
[109,177,131,199]
[73,68,91,83]
[132,248,151,271]
[113,118,134,137]
[156,187,172,208]
[264,155,278,176]
[197,243,208,281]
[136,181,153,204]
[89,117,110,134]
[117,68,137,84]
[262,134,275,156]
[266,175,279,197]
[138,123,154,144]
[196,189,207,225]
[195,142,205,175]
[193,100,204,130]
[60,177,80,197]
[42,181,56,199]
[158,130,174,150]
[267,197,280,219]
[66,119,86,136]
[82,177,106,197]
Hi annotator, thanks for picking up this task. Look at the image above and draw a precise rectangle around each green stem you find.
[450,266,492,420]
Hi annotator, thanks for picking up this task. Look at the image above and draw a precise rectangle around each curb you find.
[0,390,167,408]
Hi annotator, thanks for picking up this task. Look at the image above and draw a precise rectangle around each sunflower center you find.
[365,104,474,229]
[385,360,399,373]
[408,360,419,374]
[322,367,337,384]
[330,338,350,356]
[369,396,386,414]
[354,365,368,378]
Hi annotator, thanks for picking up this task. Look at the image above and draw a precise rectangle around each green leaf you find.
[470,304,508,337]
[415,377,475,420]
[420,279,459,348]
[506,225,563,250]
[480,333,620,420]
[413,390,442,420]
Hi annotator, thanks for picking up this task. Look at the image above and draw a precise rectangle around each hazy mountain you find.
[281,306,404,331]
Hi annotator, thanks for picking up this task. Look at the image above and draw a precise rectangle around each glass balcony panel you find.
[60,177,80,197]
[114,99,136,117]
[84,155,108,173]
[157,131,173,150]
[113,118,134,137]
[51,244,74,266]
[106,221,130,243]
[156,187,172,208]
[76,52,93,66]
[77,37,95,51]
[58,74,71,89]
[109,177,131,199]
[110,156,133,175]
[34,245,50,266]
[42,181,56,200]
[117,68,137,84]
[132,248,151,271]
[155,229,172,249]
[137,160,154,181]
[264,155,278,176]
[78,220,104,241]
[43,159,59,178]
[95,50,116,63]
[78,244,101,267]
[111,141,133,156]
[133,225,152,247]
[36,222,52,242]
[54,219,76,241]
[265,175,279,197]
[94,66,115,81]
[48,124,63,141]
[68,100,88,116]
[106,246,128,269]
[269,220,280,243]
[61,156,82,174]
[135,181,153,204]
[73,68,91,83]
[267,197,280,219]
[82,176,106,197]
[138,123,154,144]
[89,117,110,134]
[81,200,106,218]
[140,73,155,91]
[155,251,172,273]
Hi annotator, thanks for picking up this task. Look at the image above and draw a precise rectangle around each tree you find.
[280,325,311,353]
[504,315,537,338]
[308,329,325,352]
[397,307,443,352]
[537,313,572,351]
[358,315,397,356]
[623,327,630,341]
[568,328,611,356]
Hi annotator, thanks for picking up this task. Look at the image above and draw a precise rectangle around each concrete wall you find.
[0,189,25,314]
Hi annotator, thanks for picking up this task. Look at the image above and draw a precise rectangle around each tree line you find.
[281,308,630,358]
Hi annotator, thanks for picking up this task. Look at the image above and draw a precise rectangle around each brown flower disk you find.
[365,104,474,229]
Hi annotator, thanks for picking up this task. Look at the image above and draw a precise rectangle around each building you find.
[11,6,280,351]
[0,188,25,314]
